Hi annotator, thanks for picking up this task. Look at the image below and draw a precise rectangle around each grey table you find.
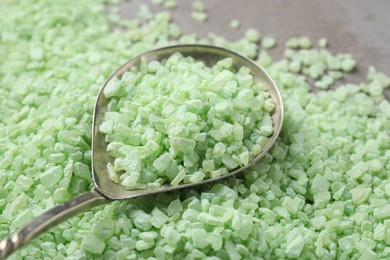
[121,0,390,97]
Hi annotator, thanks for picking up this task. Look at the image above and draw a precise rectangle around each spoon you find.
[0,44,283,258]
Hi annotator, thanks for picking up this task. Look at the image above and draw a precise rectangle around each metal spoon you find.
[0,44,283,258]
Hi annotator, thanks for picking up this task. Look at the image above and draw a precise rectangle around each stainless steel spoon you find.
[0,44,283,258]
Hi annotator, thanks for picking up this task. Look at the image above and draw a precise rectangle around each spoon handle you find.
[0,188,110,259]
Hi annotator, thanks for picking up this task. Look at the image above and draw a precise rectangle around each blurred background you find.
[121,0,390,97]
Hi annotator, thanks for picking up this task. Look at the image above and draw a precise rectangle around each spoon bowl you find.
[93,44,284,199]
[0,44,283,258]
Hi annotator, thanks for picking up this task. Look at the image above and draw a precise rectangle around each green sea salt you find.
[245,28,261,43]
[39,166,63,188]
[262,37,277,49]
[230,19,240,29]
[299,37,312,49]
[286,37,299,49]
[151,0,164,5]
[318,38,328,48]
[1,0,390,259]
[163,0,177,9]
[192,1,205,12]
[81,234,106,255]
[100,53,274,189]
[191,11,208,23]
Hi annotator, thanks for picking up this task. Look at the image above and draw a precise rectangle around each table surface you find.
[121,0,390,98]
